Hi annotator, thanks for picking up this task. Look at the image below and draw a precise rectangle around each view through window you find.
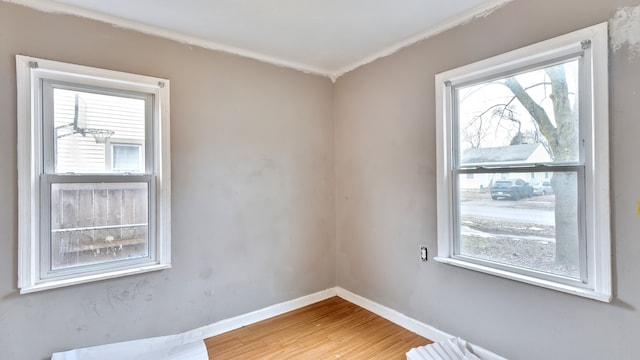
[49,88,150,271]
[455,59,581,279]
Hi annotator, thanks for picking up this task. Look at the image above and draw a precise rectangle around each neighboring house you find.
[55,90,145,173]
[459,143,552,189]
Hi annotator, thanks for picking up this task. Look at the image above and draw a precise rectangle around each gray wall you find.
[335,0,640,359]
[3,0,640,359]
[0,3,335,359]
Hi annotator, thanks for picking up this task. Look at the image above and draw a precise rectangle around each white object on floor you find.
[51,332,208,360]
[407,337,483,360]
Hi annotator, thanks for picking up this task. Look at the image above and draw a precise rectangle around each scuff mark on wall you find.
[82,299,102,318]
[198,268,214,280]
[76,325,89,333]
[106,280,151,308]
[610,5,640,60]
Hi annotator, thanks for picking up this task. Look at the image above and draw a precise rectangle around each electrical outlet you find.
[420,245,428,261]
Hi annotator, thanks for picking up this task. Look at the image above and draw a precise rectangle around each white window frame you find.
[434,23,611,302]
[16,55,171,293]
[107,139,145,173]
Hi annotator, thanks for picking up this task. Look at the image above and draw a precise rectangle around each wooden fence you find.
[50,183,148,270]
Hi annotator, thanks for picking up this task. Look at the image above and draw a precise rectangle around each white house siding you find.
[460,173,498,190]
[458,143,553,189]
[528,145,553,164]
[53,88,145,173]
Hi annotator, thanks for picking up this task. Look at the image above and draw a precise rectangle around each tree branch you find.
[503,77,559,156]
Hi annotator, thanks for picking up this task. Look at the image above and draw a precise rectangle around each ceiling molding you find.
[4,0,334,78]
[4,0,513,82]
[330,0,514,80]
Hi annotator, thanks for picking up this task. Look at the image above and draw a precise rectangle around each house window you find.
[434,23,611,301]
[109,142,144,173]
[112,144,143,172]
[17,55,171,293]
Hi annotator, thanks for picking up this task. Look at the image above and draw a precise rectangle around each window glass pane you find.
[457,171,579,279]
[50,182,149,271]
[456,59,579,167]
[53,88,146,174]
[112,144,142,173]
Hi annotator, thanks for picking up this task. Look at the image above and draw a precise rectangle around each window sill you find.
[434,257,612,303]
[19,263,171,294]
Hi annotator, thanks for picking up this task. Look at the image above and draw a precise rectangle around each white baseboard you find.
[184,287,337,340]
[335,287,451,342]
[186,286,507,360]
[335,287,508,360]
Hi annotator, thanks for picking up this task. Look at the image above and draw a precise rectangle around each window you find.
[17,55,171,293]
[434,23,611,301]
[109,142,144,173]
[112,144,143,172]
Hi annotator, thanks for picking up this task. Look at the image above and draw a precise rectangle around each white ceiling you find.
[9,0,511,79]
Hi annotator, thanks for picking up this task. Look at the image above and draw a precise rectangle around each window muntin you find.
[435,23,610,302]
[17,55,171,293]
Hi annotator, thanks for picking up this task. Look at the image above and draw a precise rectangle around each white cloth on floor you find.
[51,333,208,360]
[407,337,482,360]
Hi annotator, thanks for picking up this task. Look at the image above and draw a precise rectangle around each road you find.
[460,199,555,226]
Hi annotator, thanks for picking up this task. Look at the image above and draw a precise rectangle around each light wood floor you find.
[205,296,431,359]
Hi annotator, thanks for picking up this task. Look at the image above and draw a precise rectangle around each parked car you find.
[490,179,533,200]
[529,180,554,195]
[529,181,544,196]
